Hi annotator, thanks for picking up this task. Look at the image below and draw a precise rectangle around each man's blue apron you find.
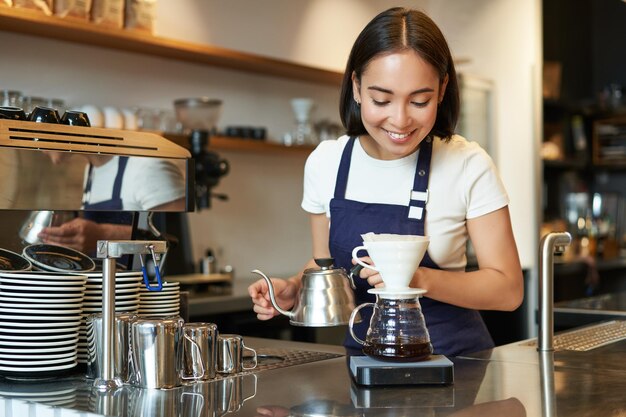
[83,156,133,263]
[328,137,493,356]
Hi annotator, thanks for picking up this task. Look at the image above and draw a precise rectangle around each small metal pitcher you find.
[130,316,188,389]
[252,258,360,326]
[19,210,75,244]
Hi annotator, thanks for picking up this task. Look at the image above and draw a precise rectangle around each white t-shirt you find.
[84,156,186,211]
[301,135,509,271]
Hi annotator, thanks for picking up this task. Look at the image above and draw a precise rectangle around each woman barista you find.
[249,7,523,356]
[38,153,186,255]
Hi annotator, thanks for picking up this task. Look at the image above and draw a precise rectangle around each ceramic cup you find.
[352,237,430,289]
[77,105,103,127]
[0,106,27,120]
[102,106,124,129]
[28,105,60,123]
[121,108,138,130]
[61,110,91,127]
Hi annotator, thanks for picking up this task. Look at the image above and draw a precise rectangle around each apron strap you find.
[82,156,129,206]
[333,137,356,199]
[111,156,129,200]
[407,137,433,222]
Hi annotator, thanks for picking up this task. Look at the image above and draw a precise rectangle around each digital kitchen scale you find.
[349,355,454,386]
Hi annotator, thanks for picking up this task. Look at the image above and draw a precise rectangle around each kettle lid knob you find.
[314,258,335,270]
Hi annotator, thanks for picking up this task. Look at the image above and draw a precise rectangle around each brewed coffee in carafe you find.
[350,290,433,362]
[350,233,433,361]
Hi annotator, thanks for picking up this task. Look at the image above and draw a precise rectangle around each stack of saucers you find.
[0,271,86,379]
[77,271,143,364]
[0,248,32,271]
[22,244,95,273]
[138,281,180,317]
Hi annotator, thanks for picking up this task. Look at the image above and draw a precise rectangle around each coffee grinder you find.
[348,233,454,386]
[188,128,229,210]
[153,98,230,275]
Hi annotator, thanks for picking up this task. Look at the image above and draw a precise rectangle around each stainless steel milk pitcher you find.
[130,316,187,389]
[87,312,137,382]
[182,322,219,381]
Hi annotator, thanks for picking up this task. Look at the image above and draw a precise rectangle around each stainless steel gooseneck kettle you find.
[252,258,361,327]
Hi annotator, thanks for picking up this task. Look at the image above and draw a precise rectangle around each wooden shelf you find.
[0,7,343,86]
[164,134,315,155]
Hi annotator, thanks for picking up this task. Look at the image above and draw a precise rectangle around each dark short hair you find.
[339,7,459,141]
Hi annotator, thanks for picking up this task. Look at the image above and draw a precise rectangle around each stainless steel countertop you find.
[1,333,626,416]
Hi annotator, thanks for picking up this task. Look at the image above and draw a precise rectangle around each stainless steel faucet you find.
[93,240,168,391]
[539,350,556,417]
[538,232,572,351]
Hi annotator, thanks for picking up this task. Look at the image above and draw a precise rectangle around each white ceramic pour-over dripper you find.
[352,235,430,290]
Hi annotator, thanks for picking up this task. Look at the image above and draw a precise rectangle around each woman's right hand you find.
[248,277,299,320]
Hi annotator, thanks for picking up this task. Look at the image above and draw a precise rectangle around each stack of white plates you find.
[138,281,181,317]
[0,271,86,379]
[77,271,143,364]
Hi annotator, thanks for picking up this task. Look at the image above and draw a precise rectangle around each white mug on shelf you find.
[76,104,103,127]
[102,106,124,129]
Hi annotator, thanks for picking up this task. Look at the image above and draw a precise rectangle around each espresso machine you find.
[0,110,195,391]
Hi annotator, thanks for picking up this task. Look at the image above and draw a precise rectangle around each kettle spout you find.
[251,270,295,320]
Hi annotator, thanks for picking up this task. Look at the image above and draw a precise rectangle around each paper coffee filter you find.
[361,233,430,242]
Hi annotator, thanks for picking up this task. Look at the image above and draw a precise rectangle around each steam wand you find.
[93,239,168,391]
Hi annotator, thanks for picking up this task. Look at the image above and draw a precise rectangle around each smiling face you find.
[352,49,448,160]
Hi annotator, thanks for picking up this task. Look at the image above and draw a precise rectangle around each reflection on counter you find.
[254,392,526,417]
[0,373,258,417]
[2,333,626,416]
[0,346,342,417]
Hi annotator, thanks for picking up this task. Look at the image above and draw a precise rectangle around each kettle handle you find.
[348,302,374,346]
[348,264,362,290]
[251,270,295,320]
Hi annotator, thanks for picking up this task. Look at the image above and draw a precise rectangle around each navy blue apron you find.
[83,156,130,214]
[329,137,493,356]
[83,157,133,262]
